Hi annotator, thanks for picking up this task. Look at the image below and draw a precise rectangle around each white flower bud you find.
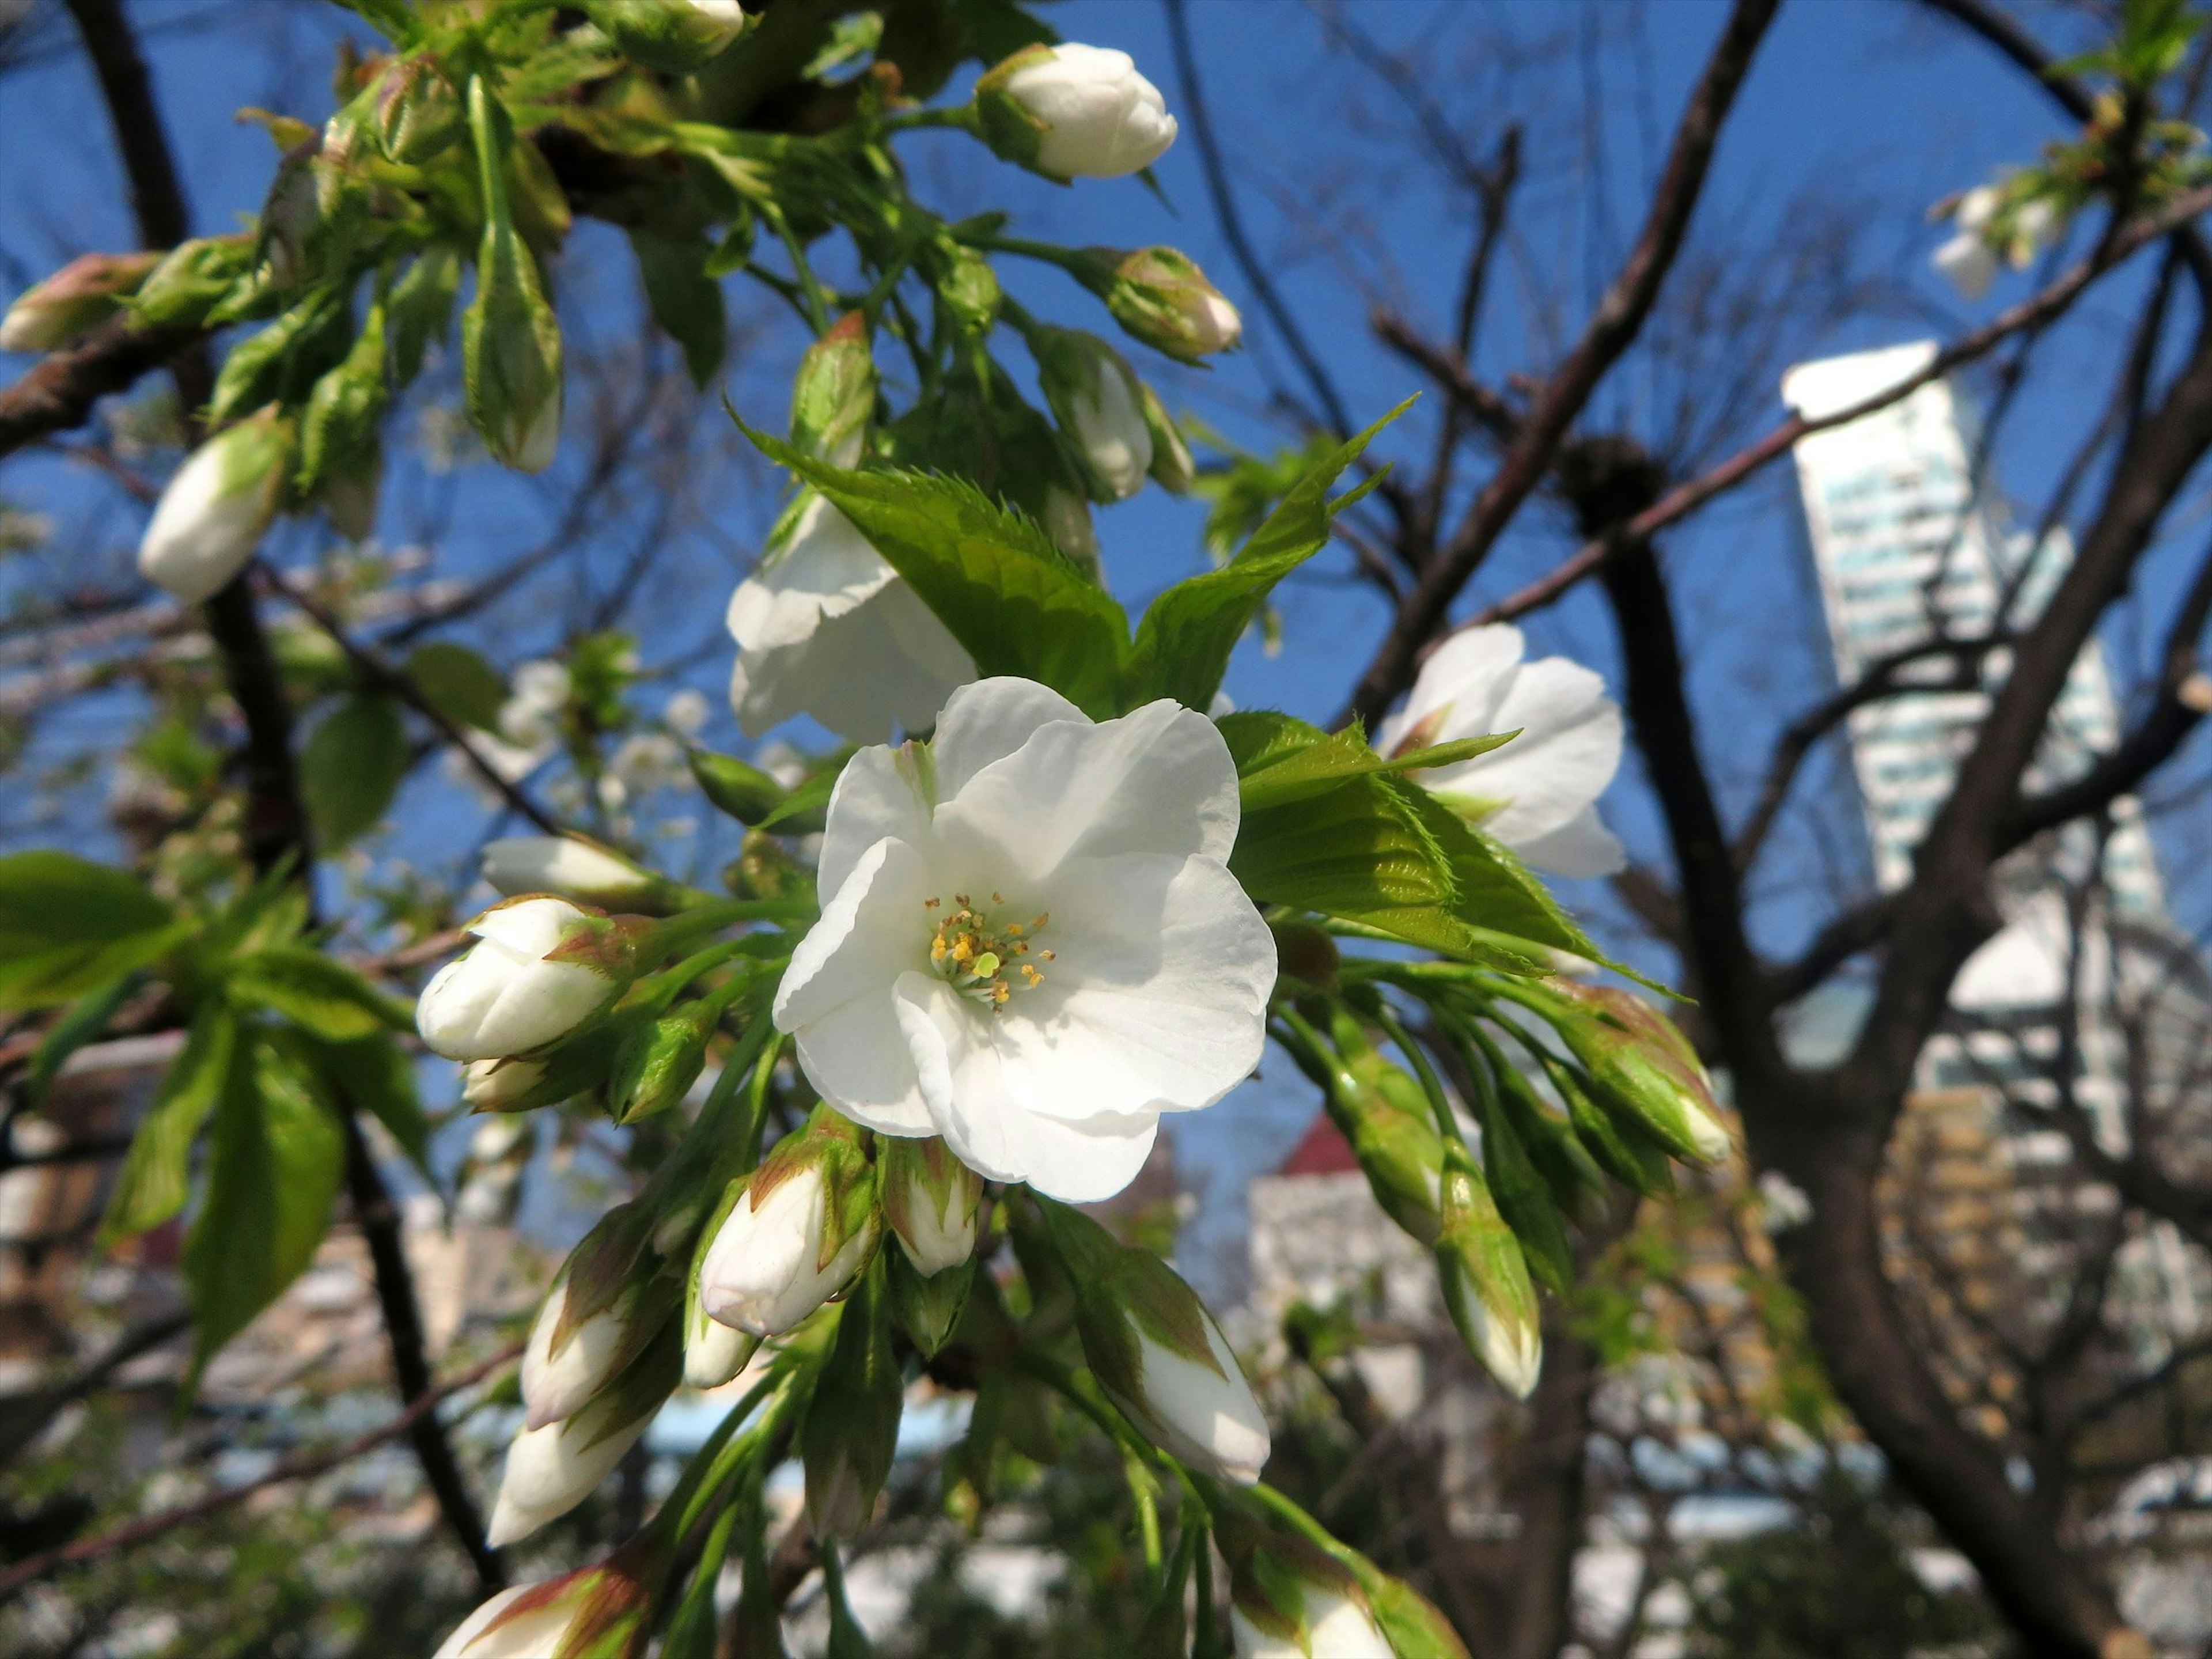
[1046,1201,1269,1484]
[138,411,290,604]
[1082,247,1242,362]
[521,1278,626,1430]
[416,897,631,1062]
[980,44,1178,180]
[481,835,673,912]
[697,1160,877,1337]
[1230,1590,1393,1659]
[1933,232,1998,301]
[880,1137,981,1277]
[433,1558,652,1659]
[683,1296,758,1389]
[1033,328,1153,502]
[2,250,162,353]
[431,1585,574,1659]
[462,1056,546,1111]
[484,1410,652,1546]
[1120,1308,1271,1485]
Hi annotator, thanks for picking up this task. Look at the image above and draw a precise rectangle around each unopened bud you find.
[1434,1143,1541,1398]
[1031,326,1153,502]
[486,1335,672,1545]
[1224,1524,1391,1659]
[698,1108,878,1336]
[973,43,1177,181]
[688,749,790,826]
[1543,984,1730,1166]
[608,999,718,1125]
[1039,1199,1269,1484]
[482,834,684,914]
[1079,246,1241,363]
[2,251,162,353]
[374,55,461,163]
[433,1552,654,1659]
[938,245,1001,336]
[1137,380,1195,495]
[584,0,748,74]
[138,410,291,604]
[464,78,563,472]
[130,235,255,329]
[879,1137,982,1277]
[416,897,638,1062]
[790,312,875,468]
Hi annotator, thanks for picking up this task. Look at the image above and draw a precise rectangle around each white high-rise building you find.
[1781,342,2162,926]
[1783,342,2203,1339]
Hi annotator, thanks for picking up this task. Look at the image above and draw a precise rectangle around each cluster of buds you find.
[1531,980,1732,1169]
[972,43,1179,182]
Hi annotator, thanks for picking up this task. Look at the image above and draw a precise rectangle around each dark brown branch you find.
[0,1342,519,1607]
[1734,632,2013,869]
[0,314,203,459]
[2003,530,2212,840]
[342,1114,505,1590]
[1465,179,2212,635]
[1162,0,1357,440]
[0,1311,188,1471]
[1374,310,1523,447]
[1344,0,1781,727]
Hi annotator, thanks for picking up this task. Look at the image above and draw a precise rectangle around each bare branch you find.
[1344,0,1782,727]
[0,1342,520,1607]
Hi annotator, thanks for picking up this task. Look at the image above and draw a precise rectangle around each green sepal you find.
[802,1257,904,1539]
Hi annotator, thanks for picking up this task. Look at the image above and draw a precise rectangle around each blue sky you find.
[2,0,2198,1293]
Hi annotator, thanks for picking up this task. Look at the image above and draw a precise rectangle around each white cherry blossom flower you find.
[726,493,976,743]
[1378,623,1626,877]
[772,677,1275,1201]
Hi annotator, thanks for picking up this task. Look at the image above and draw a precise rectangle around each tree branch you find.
[1161,0,1357,440]
[0,1341,518,1607]
[1463,179,2212,635]
[1343,0,1780,728]
[341,1113,505,1589]
[0,314,203,459]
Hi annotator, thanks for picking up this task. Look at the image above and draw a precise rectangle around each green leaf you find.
[1123,399,1411,711]
[301,1029,433,1181]
[405,642,507,733]
[301,694,410,846]
[183,1034,346,1380]
[24,974,143,1112]
[103,1005,236,1240]
[0,851,179,1010]
[1232,717,1517,813]
[1221,714,1579,972]
[741,423,1130,716]
[228,945,412,1040]
[1386,779,1599,961]
[631,230,727,388]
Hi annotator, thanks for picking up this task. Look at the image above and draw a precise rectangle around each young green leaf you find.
[228,945,412,1041]
[301,694,409,847]
[405,641,508,733]
[741,424,1130,716]
[1122,399,1411,711]
[631,230,727,388]
[103,1005,237,1240]
[183,1035,347,1380]
[0,851,179,1010]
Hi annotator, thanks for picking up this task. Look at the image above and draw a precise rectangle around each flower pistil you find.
[925,891,1053,1010]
